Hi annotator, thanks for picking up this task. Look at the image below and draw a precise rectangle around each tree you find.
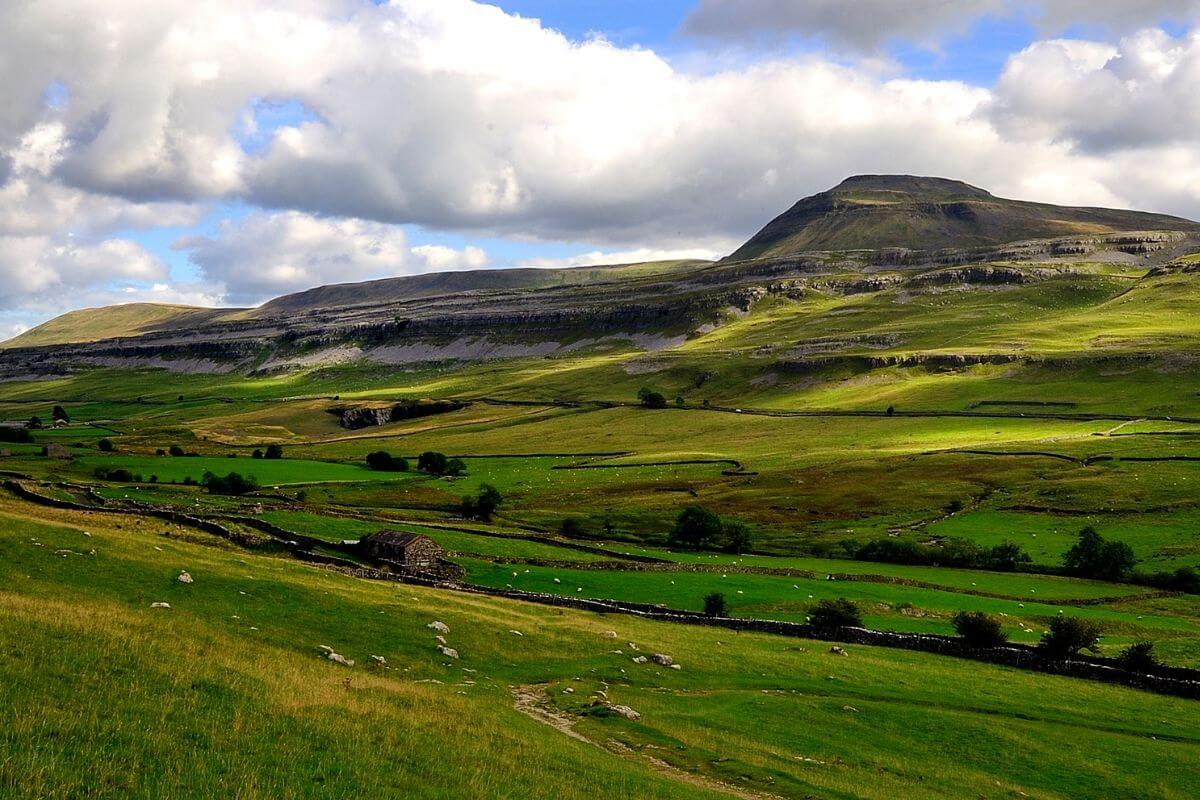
[52,405,70,423]
[985,541,1032,572]
[1063,526,1136,581]
[1116,642,1159,673]
[264,444,284,460]
[724,521,752,555]
[807,598,862,631]
[418,451,449,475]
[669,506,724,549]
[169,445,186,457]
[97,438,115,453]
[952,611,1008,648]
[366,451,408,472]
[1038,616,1103,658]
[703,592,728,617]
[201,471,260,496]
[251,449,263,459]
[637,387,667,409]
[444,457,466,477]
[560,518,584,537]
[461,484,502,521]
[28,416,43,430]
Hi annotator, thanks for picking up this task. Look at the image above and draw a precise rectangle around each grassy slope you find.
[1,304,234,349]
[3,495,1198,800]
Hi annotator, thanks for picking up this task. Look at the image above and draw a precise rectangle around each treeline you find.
[853,538,1032,572]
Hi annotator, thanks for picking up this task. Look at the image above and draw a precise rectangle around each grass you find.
[2,494,1198,799]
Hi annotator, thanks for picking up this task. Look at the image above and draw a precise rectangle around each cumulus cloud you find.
[519,245,732,269]
[2,0,1200,328]
[682,0,1200,50]
[176,211,490,304]
[0,235,168,307]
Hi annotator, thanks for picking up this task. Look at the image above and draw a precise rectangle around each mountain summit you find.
[727,174,1200,260]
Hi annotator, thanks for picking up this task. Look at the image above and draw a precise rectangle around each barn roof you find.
[363,530,431,547]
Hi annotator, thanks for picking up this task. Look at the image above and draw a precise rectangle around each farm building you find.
[357,530,464,579]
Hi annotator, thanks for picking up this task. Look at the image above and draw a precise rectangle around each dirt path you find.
[510,685,779,800]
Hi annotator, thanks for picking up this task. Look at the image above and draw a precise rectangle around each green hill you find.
[1,303,233,349]
[727,175,1200,259]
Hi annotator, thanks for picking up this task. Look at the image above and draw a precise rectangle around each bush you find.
[264,444,284,460]
[169,445,185,457]
[366,451,409,472]
[724,522,752,555]
[252,449,263,459]
[93,466,135,482]
[201,471,260,496]
[28,416,43,430]
[560,518,584,537]
[703,592,728,617]
[1135,566,1200,594]
[983,541,1032,572]
[1115,642,1160,673]
[461,484,502,521]
[0,427,33,444]
[1063,526,1137,582]
[669,506,724,549]
[807,598,862,631]
[637,387,668,409]
[444,457,466,477]
[97,438,115,452]
[417,451,449,475]
[951,611,1008,648]
[1038,616,1103,658]
[52,405,70,423]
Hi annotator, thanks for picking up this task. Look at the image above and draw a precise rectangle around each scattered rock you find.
[177,571,194,584]
[435,634,447,645]
[843,705,859,713]
[603,630,618,639]
[150,602,171,609]
[670,664,682,671]
[650,653,674,667]
[437,645,460,660]
[427,621,450,634]
[609,705,641,721]
[562,687,574,694]
[829,646,848,656]
[632,655,648,664]
[509,630,524,636]
[327,652,354,667]
[370,655,387,666]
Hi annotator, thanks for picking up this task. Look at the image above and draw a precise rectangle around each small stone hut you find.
[358,530,464,579]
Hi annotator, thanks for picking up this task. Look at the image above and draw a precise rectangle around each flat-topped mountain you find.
[727,175,1200,260]
[3,175,1198,371]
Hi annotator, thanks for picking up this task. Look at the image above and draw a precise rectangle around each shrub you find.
[93,466,135,482]
[444,457,466,477]
[560,518,584,537]
[1136,566,1200,594]
[951,611,1008,648]
[366,451,409,472]
[1064,526,1137,581]
[807,598,862,631]
[28,416,43,430]
[1115,642,1160,673]
[201,471,260,496]
[0,427,33,444]
[417,451,449,475]
[983,541,1032,572]
[52,405,70,423]
[669,506,724,549]
[1038,616,1103,658]
[461,484,502,521]
[252,449,263,459]
[169,445,185,457]
[703,592,728,617]
[637,387,667,409]
[724,521,752,555]
[264,444,284,460]
[97,438,115,452]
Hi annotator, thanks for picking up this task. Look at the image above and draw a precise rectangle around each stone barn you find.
[357,530,464,579]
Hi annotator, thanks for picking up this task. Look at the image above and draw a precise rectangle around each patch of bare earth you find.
[510,684,780,800]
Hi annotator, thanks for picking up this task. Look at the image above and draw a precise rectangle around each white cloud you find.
[682,1,1200,50]
[175,211,491,304]
[1,0,1200,328]
[0,235,168,306]
[519,245,731,270]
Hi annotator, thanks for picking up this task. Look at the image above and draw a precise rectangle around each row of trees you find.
[854,537,1032,572]
[669,506,752,554]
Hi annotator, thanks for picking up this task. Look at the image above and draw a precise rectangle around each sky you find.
[3,0,1200,337]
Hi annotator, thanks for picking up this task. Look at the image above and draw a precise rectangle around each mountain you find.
[2,175,1198,375]
[727,175,1200,260]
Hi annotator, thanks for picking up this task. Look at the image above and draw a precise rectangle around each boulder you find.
[427,621,450,634]
[650,653,674,667]
[609,705,641,721]
[150,602,171,609]
[437,645,460,659]
[327,652,354,667]
[177,571,194,584]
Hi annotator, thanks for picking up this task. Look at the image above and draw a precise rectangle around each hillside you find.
[1,303,235,349]
[727,175,1200,260]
